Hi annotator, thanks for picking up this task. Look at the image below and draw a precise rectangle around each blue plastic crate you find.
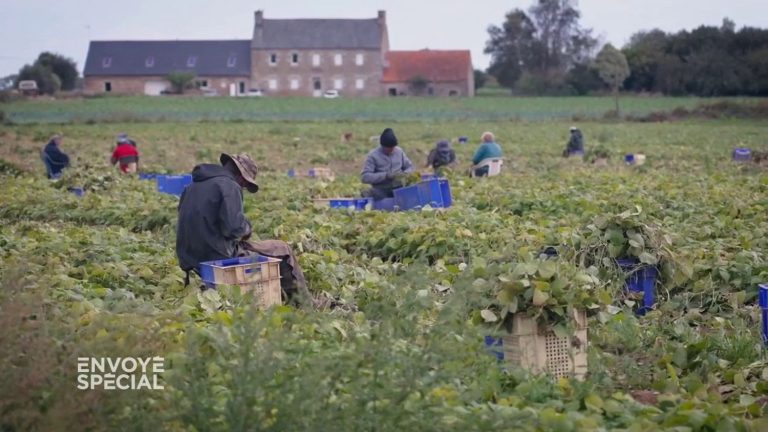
[733,148,751,161]
[484,336,504,361]
[329,198,371,210]
[372,198,396,211]
[421,173,438,181]
[439,179,453,207]
[139,173,159,180]
[157,174,192,196]
[458,136,468,144]
[198,255,274,284]
[287,168,296,177]
[68,187,85,197]
[759,283,768,347]
[394,178,452,211]
[625,154,635,164]
[617,258,658,315]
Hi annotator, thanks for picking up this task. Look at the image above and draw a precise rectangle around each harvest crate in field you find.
[488,310,588,380]
[199,256,282,308]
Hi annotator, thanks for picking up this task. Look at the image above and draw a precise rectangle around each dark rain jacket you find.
[427,142,456,169]
[567,131,584,153]
[43,141,70,178]
[176,164,252,272]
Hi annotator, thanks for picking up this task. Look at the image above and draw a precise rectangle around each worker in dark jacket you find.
[42,135,70,179]
[176,153,310,304]
[425,140,456,172]
[565,126,584,156]
[361,128,414,200]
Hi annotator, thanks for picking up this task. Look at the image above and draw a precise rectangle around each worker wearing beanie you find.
[361,127,414,200]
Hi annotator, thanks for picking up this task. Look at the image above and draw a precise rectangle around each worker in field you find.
[360,128,413,201]
[111,134,140,173]
[361,127,414,200]
[471,132,503,177]
[176,153,311,305]
[564,126,584,156]
[425,139,456,174]
[42,134,70,179]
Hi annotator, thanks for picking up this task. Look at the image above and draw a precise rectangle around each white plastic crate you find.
[500,310,588,380]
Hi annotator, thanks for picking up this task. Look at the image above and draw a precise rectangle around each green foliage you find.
[486,0,598,93]
[166,71,196,94]
[595,44,630,114]
[17,63,61,95]
[623,23,768,96]
[474,69,488,90]
[34,52,79,91]
[0,116,767,430]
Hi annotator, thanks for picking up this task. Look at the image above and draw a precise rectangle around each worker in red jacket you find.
[110,134,140,173]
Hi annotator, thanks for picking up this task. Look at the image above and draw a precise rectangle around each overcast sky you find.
[1,0,767,77]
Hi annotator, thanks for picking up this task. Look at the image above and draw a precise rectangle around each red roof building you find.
[382,49,474,97]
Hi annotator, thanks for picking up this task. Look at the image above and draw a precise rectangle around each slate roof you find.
[382,50,472,83]
[83,40,251,76]
[252,19,381,49]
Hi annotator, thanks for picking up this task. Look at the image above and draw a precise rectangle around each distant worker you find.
[176,153,311,305]
[471,132,503,177]
[42,134,70,179]
[361,128,414,200]
[111,134,140,173]
[425,139,456,173]
[565,126,584,156]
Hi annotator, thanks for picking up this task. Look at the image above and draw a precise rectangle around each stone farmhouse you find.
[83,11,474,97]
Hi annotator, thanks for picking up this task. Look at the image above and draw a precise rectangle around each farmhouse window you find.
[187,56,197,67]
[227,56,237,67]
[270,53,277,65]
[291,53,299,65]
[333,78,343,90]
[196,80,209,89]
[313,79,321,90]
[145,56,155,68]
[355,53,364,66]
[268,79,278,90]
[312,54,320,66]
[334,54,342,66]
[104,82,112,92]
[102,57,112,68]
[355,78,364,89]
[290,79,299,90]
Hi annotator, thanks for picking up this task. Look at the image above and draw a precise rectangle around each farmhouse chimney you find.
[377,10,386,25]
[255,10,264,27]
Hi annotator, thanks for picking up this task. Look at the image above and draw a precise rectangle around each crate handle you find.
[245,267,261,274]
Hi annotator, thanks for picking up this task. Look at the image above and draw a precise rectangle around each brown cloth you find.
[236,239,311,306]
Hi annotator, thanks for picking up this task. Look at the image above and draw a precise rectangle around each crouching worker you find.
[175,153,311,306]
[361,127,414,200]
[111,134,140,173]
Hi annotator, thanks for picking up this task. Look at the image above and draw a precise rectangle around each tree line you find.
[483,0,768,97]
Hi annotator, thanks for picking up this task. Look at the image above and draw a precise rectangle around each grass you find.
[2,95,763,123]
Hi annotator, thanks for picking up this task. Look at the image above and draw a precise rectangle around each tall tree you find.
[485,0,597,93]
[485,10,537,88]
[594,44,630,114]
[34,52,78,91]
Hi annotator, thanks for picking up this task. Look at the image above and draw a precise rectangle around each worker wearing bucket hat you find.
[176,153,310,305]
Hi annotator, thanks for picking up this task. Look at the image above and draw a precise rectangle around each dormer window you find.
[145,56,155,68]
[227,56,237,67]
[102,57,112,68]
[269,53,277,65]
[187,56,197,67]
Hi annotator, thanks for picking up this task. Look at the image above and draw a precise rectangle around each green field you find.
[1,98,768,431]
[2,95,762,123]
